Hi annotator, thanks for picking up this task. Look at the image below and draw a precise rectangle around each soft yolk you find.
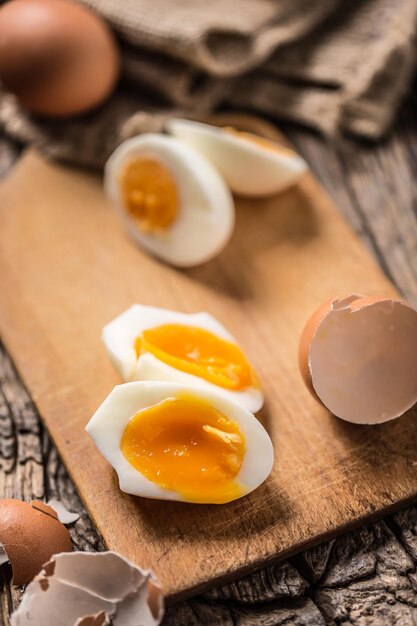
[121,395,246,504]
[224,127,296,157]
[135,324,258,391]
[119,158,179,233]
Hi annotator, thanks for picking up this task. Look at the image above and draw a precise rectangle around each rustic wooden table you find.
[1,95,417,626]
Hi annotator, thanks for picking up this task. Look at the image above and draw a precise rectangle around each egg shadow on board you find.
[255,396,272,435]
[328,404,417,492]
[182,184,318,302]
[129,480,292,543]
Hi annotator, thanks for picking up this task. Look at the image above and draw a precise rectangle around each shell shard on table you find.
[10,551,163,626]
[299,294,417,424]
[0,499,72,585]
[46,498,80,525]
[0,543,9,567]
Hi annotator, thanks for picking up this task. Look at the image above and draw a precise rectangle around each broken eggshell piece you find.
[0,544,9,567]
[46,498,80,525]
[166,118,308,197]
[0,499,72,585]
[299,294,417,424]
[10,551,163,626]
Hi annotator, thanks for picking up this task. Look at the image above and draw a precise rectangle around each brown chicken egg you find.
[0,0,120,117]
[299,294,417,424]
[0,499,72,585]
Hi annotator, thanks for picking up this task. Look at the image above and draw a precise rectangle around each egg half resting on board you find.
[299,294,417,424]
[85,382,274,504]
[104,134,234,267]
[102,305,264,414]
[166,118,308,197]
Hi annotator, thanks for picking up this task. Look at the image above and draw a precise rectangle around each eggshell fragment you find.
[299,295,417,424]
[0,544,9,567]
[11,551,163,626]
[74,614,107,626]
[46,499,80,525]
[0,499,72,585]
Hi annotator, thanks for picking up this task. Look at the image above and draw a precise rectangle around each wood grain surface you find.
[0,115,416,603]
[1,97,417,626]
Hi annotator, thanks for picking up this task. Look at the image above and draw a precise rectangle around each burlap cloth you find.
[1,0,416,167]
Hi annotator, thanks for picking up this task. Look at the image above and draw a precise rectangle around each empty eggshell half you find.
[10,551,163,626]
[0,499,72,585]
[167,118,308,197]
[299,294,417,424]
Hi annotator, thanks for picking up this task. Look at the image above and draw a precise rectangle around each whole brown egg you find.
[0,0,120,117]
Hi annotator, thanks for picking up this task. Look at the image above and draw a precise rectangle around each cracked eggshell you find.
[299,294,417,424]
[167,118,308,197]
[11,551,163,626]
[74,614,107,626]
[0,499,72,585]
[46,499,80,524]
[0,543,9,566]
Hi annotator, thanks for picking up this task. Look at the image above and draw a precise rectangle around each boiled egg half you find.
[103,305,263,413]
[104,133,234,267]
[167,118,308,197]
[86,382,274,504]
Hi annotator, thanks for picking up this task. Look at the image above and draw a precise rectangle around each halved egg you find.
[104,134,234,267]
[102,305,263,413]
[166,118,308,197]
[86,382,273,504]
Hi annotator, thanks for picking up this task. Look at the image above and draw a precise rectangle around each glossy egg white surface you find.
[104,133,235,267]
[167,118,308,197]
[85,381,274,503]
[102,304,264,413]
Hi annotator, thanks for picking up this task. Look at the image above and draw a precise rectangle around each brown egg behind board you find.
[0,0,120,117]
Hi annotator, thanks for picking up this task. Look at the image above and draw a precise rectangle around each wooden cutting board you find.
[0,114,416,602]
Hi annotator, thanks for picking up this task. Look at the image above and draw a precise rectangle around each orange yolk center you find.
[119,158,179,233]
[120,395,246,503]
[135,324,258,391]
[224,127,295,157]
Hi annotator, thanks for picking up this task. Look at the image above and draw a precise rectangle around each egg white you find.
[85,381,274,503]
[102,304,264,413]
[104,133,235,267]
[167,118,308,197]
